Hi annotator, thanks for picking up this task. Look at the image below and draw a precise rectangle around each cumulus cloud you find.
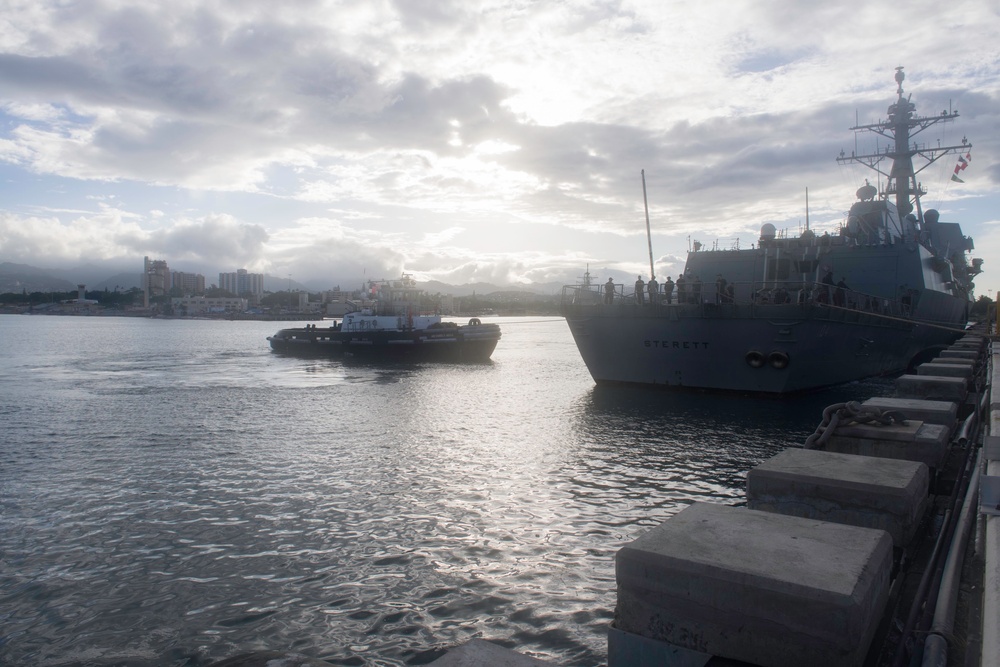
[151,214,269,267]
[0,0,997,291]
[0,208,269,275]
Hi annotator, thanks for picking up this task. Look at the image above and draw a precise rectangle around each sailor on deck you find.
[663,276,675,304]
[635,276,645,305]
[834,277,849,307]
[647,276,659,304]
[820,268,835,303]
[715,274,727,304]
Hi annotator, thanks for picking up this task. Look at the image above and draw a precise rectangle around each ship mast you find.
[641,170,655,280]
[836,67,970,225]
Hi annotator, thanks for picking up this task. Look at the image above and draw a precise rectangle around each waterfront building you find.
[171,296,248,315]
[322,287,356,317]
[219,269,264,300]
[142,256,170,308]
[439,294,455,315]
[171,271,206,296]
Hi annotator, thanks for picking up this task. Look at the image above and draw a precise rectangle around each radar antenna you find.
[835,67,969,224]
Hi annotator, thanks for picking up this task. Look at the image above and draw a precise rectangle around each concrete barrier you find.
[747,448,928,546]
[614,502,892,667]
[861,397,958,426]
[822,420,950,469]
[939,349,979,360]
[895,374,968,402]
[916,362,973,379]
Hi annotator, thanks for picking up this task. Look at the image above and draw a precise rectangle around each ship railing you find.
[747,281,918,320]
[560,280,920,322]
[561,283,624,306]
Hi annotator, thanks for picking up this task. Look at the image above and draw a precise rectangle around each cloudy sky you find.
[0,0,998,293]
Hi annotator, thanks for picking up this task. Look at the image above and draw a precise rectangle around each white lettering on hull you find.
[644,340,710,349]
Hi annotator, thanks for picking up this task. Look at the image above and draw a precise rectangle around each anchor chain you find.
[803,401,908,450]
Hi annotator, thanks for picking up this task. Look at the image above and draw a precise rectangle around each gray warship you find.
[560,68,982,394]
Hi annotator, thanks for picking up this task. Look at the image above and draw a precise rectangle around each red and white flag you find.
[951,150,972,183]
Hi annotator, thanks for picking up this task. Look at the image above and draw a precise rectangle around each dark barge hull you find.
[267,323,501,363]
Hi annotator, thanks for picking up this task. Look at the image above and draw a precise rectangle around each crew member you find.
[647,276,659,305]
[663,276,675,304]
[635,276,645,305]
[834,277,849,307]
[820,268,835,303]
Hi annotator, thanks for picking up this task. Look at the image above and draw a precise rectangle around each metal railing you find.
[560,280,929,322]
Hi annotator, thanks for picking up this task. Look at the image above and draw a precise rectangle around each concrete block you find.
[956,334,986,346]
[747,448,929,546]
[614,502,892,667]
[916,362,973,379]
[428,639,554,666]
[895,374,968,402]
[861,397,958,427]
[929,357,976,367]
[939,349,978,360]
[823,421,950,469]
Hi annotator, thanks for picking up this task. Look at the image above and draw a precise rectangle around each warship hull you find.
[562,301,962,394]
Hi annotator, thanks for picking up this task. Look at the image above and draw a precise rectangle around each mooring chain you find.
[803,401,908,449]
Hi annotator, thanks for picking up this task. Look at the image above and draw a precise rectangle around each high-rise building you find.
[142,256,170,307]
[171,271,206,295]
[219,268,264,298]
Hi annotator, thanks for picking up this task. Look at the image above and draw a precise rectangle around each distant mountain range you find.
[0,262,563,297]
[0,262,82,292]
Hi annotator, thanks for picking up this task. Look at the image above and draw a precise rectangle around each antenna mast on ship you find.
[836,67,970,225]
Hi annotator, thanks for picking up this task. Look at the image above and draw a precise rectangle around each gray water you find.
[0,315,893,666]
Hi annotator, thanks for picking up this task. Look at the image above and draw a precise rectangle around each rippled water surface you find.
[0,315,894,666]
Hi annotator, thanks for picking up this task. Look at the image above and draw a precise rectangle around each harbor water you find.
[0,315,895,666]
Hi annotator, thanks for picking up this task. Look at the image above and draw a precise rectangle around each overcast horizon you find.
[1,1,998,295]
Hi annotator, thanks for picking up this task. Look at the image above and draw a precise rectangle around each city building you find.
[142,256,170,307]
[171,296,248,315]
[322,287,357,317]
[219,269,264,300]
[171,271,206,295]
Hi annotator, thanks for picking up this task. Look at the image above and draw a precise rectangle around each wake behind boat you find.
[267,275,501,362]
[560,68,982,394]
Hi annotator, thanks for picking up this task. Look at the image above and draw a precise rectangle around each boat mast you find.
[836,67,969,226]
[641,170,655,280]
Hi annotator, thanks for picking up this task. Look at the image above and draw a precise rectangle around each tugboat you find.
[560,68,982,394]
[267,274,501,362]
